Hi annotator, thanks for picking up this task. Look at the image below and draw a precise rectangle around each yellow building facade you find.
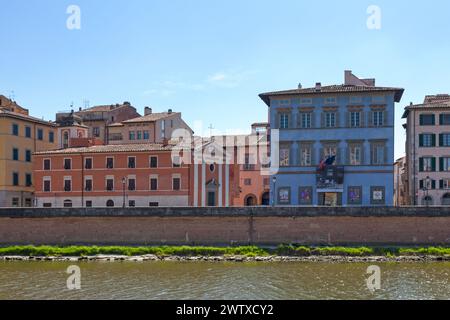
[0,96,57,207]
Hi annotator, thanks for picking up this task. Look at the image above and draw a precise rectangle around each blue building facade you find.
[260,71,404,206]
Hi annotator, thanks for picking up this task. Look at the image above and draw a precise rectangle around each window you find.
[12,198,19,207]
[128,178,136,191]
[370,186,385,205]
[64,159,72,170]
[172,156,181,168]
[12,124,19,136]
[244,154,255,170]
[372,111,384,126]
[63,200,73,208]
[440,114,450,125]
[209,164,216,172]
[106,200,115,207]
[12,148,19,161]
[277,187,291,205]
[25,126,31,138]
[43,203,52,208]
[279,145,290,167]
[12,172,19,186]
[85,179,92,192]
[440,157,450,172]
[349,145,362,165]
[63,131,69,148]
[143,130,150,140]
[129,131,136,140]
[300,113,312,128]
[137,131,142,140]
[25,150,32,162]
[43,179,51,192]
[299,187,313,205]
[372,96,385,103]
[420,114,435,126]
[85,158,92,169]
[49,131,54,143]
[300,98,312,105]
[442,179,450,190]
[349,111,361,127]
[64,179,72,192]
[279,99,290,106]
[86,201,93,208]
[24,199,32,207]
[325,112,336,128]
[279,113,289,129]
[161,120,166,138]
[348,186,362,205]
[325,97,337,105]
[93,127,100,137]
[37,129,43,140]
[322,145,337,160]
[350,96,362,104]
[129,200,136,207]
[128,157,136,168]
[439,134,450,147]
[244,179,252,186]
[25,174,32,187]
[420,157,436,172]
[371,143,386,165]
[173,177,181,191]
[44,159,51,170]
[420,134,436,147]
[300,145,312,166]
[149,202,159,207]
[106,157,114,169]
[150,156,158,168]
[150,177,158,191]
[106,178,114,191]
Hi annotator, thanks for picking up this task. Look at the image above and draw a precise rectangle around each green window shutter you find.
[419,115,424,125]
[440,157,444,172]
[431,180,436,190]
[431,157,436,171]
[368,111,373,127]
[419,158,424,172]
[431,134,436,147]
[439,134,444,147]
[419,180,424,189]
[440,180,444,189]
[440,114,444,125]
[432,115,435,125]
[383,111,388,126]
[419,134,424,147]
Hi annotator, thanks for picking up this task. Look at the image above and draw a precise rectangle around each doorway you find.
[207,192,216,207]
[318,193,342,206]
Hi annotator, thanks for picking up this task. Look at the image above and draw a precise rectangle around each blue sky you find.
[1,0,450,158]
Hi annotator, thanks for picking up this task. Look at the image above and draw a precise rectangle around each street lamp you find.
[122,177,127,208]
[272,176,277,207]
[423,176,431,207]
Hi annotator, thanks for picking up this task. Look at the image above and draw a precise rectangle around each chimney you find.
[298,83,302,89]
[144,107,152,116]
[79,107,82,111]
[168,109,173,114]
[315,82,322,92]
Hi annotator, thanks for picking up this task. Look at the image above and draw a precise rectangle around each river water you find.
[0,261,449,300]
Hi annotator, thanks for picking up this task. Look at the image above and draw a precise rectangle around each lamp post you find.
[424,176,431,207]
[272,176,277,207]
[122,177,127,208]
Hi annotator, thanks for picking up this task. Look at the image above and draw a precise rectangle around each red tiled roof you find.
[259,84,404,105]
[122,112,178,123]
[34,143,178,155]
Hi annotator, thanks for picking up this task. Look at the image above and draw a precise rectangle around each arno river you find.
[0,261,449,300]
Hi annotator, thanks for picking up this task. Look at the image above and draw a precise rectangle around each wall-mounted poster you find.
[348,186,362,205]
[278,187,291,205]
[299,187,313,205]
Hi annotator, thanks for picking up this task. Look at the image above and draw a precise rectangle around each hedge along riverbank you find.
[1,245,450,258]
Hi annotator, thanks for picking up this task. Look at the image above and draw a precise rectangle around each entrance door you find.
[318,193,342,206]
[261,192,270,206]
[207,192,216,207]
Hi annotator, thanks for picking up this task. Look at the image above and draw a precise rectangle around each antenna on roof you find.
[8,90,15,101]
[208,124,215,137]
[83,99,90,108]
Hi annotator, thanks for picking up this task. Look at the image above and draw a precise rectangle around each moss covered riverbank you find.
[0,245,449,263]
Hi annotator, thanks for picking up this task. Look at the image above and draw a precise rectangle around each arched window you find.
[422,196,433,206]
[442,193,450,206]
[106,200,115,207]
[63,200,72,208]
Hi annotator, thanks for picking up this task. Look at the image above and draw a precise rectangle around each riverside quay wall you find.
[0,207,450,246]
